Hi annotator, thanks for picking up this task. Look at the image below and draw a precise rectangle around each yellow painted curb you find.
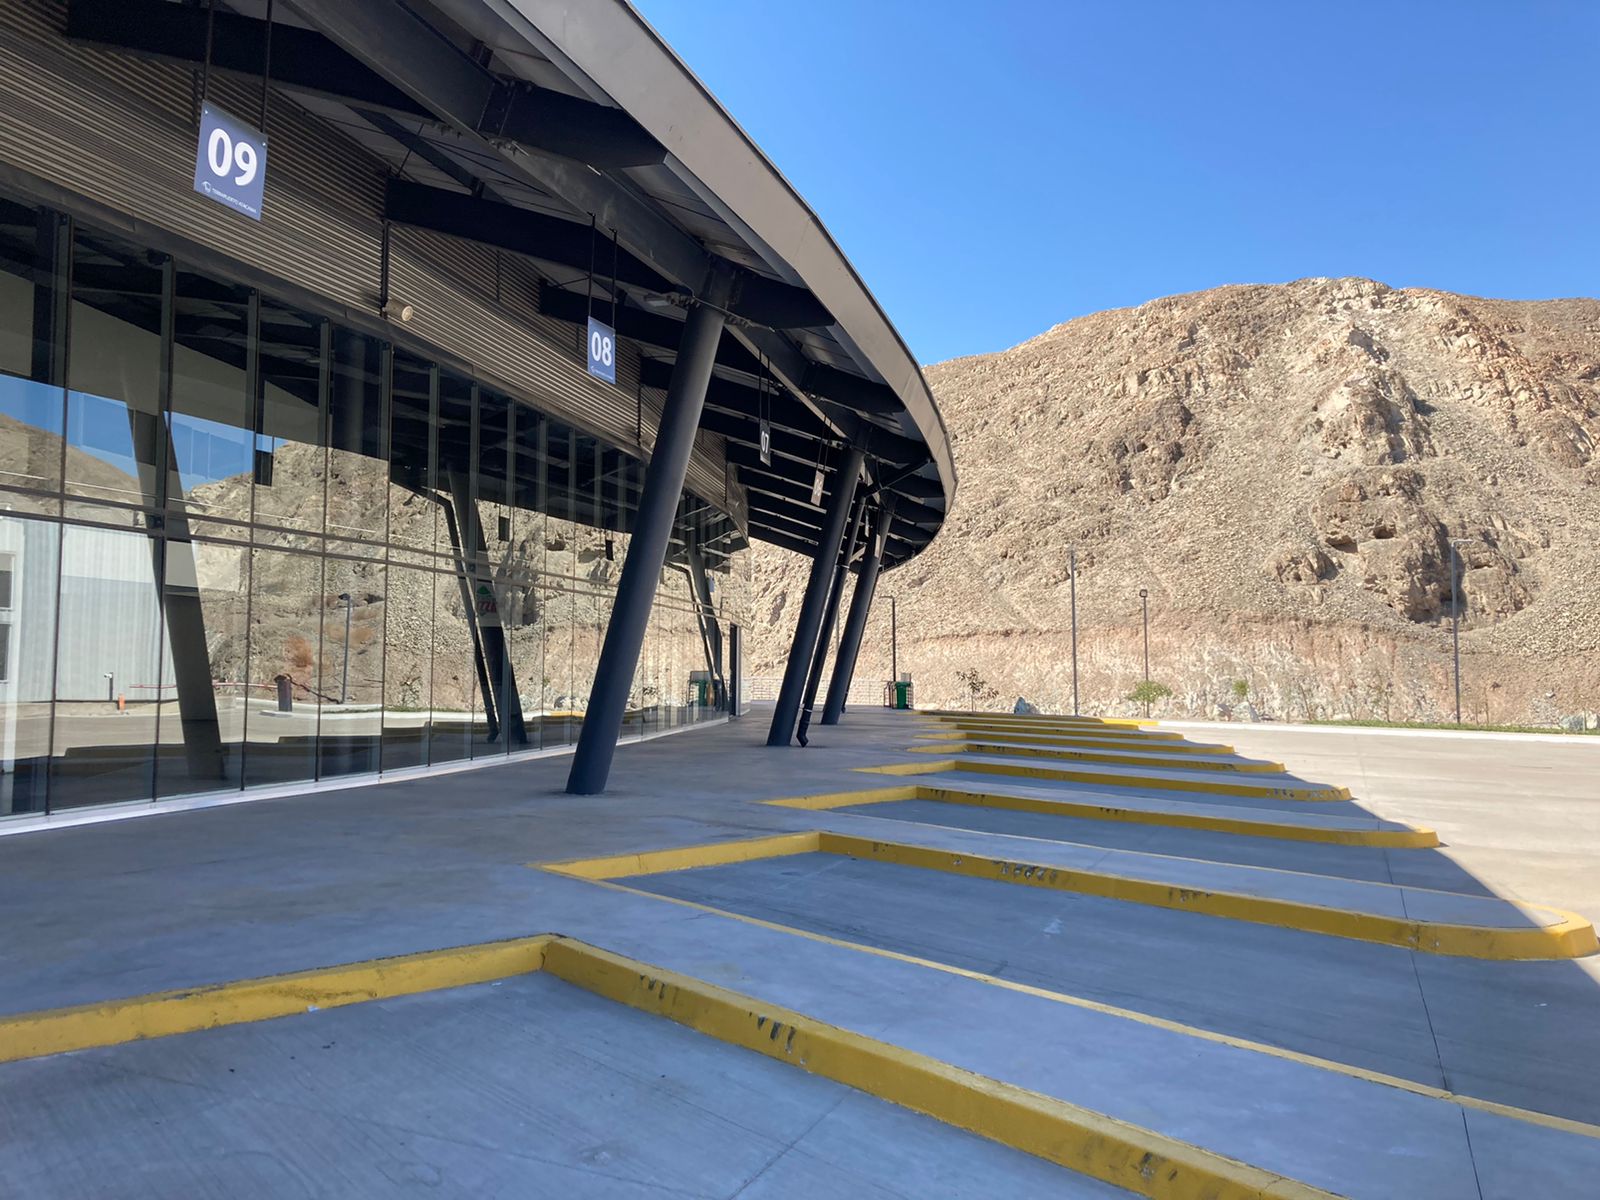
[0,936,552,1064]
[921,710,1158,728]
[541,938,1340,1199]
[933,720,1189,742]
[571,876,1600,1144]
[542,833,1597,960]
[764,783,1439,849]
[916,740,1286,773]
[921,727,1233,753]
[862,758,1352,802]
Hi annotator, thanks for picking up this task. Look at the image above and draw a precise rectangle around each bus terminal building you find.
[0,0,954,822]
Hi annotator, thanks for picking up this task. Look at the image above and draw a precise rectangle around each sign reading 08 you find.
[193,103,268,222]
[586,316,617,385]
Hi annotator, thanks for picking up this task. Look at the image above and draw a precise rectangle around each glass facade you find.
[0,189,747,818]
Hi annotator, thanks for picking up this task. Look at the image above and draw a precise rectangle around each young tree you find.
[954,667,998,713]
[1126,679,1173,716]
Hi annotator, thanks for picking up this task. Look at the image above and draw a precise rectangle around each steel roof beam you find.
[68,0,665,169]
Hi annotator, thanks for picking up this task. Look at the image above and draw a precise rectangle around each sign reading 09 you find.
[193,103,268,222]
[586,316,617,384]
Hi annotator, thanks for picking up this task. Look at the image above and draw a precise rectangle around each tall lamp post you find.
[890,595,898,692]
[1138,588,1150,716]
[1069,547,1079,716]
[1449,542,1464,726]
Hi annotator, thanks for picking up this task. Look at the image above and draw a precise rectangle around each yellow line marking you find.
[540,938,1339,1199]
[539,832,1597,960]
[0,936,552,1064]
[916,740,1286,773]
[764,783,1438,848]
[562,875,1600,1143]
[919,728,1235,753]
[861,758,1352,802]
[920,710,1158,728]
[541,831,818,880]
[0,935,1345,1196]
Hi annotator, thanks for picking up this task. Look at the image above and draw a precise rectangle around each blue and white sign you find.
[193,103,267,222]
[586,316,617,384]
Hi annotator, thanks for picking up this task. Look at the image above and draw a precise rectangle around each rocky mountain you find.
[746,278,1600,724]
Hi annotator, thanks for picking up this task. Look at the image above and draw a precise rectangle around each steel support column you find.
[795,495,864,746]
[567,266,734,794]
[822,497,893,724]
[766,444,865,746]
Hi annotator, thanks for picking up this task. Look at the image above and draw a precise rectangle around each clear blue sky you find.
[634,0,1599,364]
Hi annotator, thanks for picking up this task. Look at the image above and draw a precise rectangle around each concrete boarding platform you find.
[769,780,1437,847]
[867,754,1354,801]
[909,737,1290,772]
[630,852,1600,1128]
[1,966,1114,1199]
[546,825,1598,959]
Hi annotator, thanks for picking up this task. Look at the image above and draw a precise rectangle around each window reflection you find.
[0,187,754,818]
[66,228,166,510]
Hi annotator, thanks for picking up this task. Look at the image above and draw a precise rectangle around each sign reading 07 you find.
[193,103,268,222]
[587,316,617,385]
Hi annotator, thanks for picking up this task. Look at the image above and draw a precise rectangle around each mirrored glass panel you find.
[0,198,65,510]
[0,514,57,813]
[49,526,163,808]
[66,228,166,510]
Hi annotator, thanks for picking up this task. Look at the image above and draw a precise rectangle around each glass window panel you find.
[49,526,163,809]
[0,198,65,508]
[539,577,575,749]
[318,555,385,779]
[153,536,247,798]
[380,563,432,772]
[243,546,321,787]
[326,328,387,547]
[168,272,253,526]
[252,302,326,539]
[0,514,57,814]
[387,353,435,554]
[501,570,540,752]
[428,567,475,765]
[65,227,166,509]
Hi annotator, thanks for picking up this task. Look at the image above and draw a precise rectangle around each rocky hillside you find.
[747,278,1600,724]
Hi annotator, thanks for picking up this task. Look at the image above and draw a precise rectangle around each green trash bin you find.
[893,680,912,710]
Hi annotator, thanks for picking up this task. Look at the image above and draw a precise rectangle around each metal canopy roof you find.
[66,0,953,567]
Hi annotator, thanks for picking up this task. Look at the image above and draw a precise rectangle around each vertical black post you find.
[796,495,864,746]
[728,624,741,717]
[1139,587,1150,717]
[1451,541,1462,726]
[767,444,865,746]
[1069,546,1079,716]
[568,266,734,794]
[686,542,725,708]
[823,498,893,724]
[890,595,897,689]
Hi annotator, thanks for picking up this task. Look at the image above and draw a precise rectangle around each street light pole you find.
[338,592,354,706]
[1139,587,1150,717]
[1449,543,1462,726]
[1069,546,1079,716]
[890,595,898,689]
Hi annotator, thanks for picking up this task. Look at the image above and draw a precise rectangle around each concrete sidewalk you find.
[3,707,1598,1196]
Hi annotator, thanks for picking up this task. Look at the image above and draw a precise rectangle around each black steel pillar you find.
[795,495,864,746]
[567,266,734,794]
[822,497,893,724]
[767,444,865,746]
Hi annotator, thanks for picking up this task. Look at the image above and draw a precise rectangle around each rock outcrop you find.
[745,278,1600,723]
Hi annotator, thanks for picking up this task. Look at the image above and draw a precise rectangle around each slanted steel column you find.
[822,497,894,724]
[767,445,865,746]
[567,265,735,794]
[686,542,725,708]
[795,495,864,746]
